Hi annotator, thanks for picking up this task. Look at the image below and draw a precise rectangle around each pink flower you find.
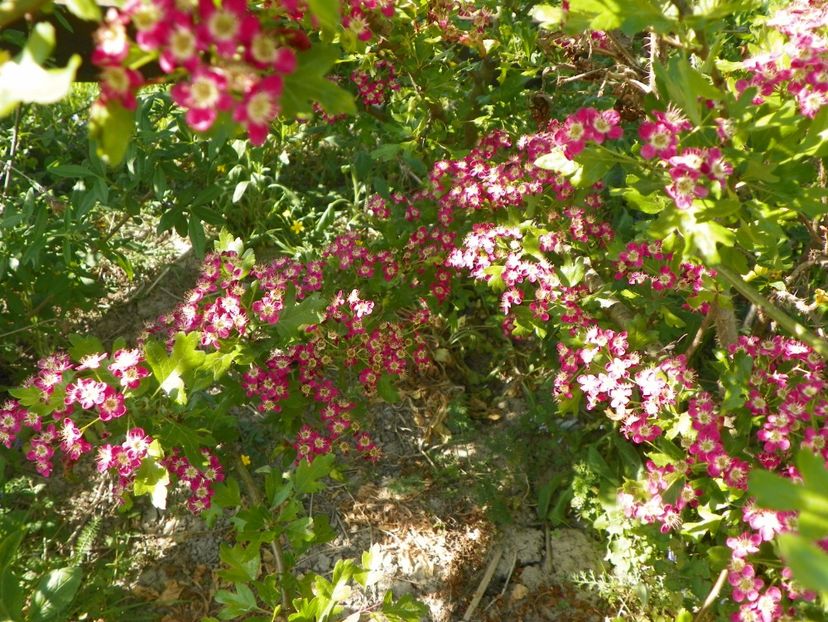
[124,0,170,51]
[97,386,127,421]
[245,26,297,73]
[65,378,108,409]
[159,12,200,73]
[77,353,107,371]
[123,427,151,459]
[704,148,733,182]
[727,532,762,558]
[92,9,130,65]
[109,349,143,373]
[729,564,764,602]
[99,66,144,110]
[743,503,788,541]
[665,165,708,209]
[171,67,234,132]
[234,75,283,146]
[197,0,256,58]
[589,108,623,142]
[651,265,677,290]
[639,120,677,160]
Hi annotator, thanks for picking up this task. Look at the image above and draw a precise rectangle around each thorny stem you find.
[235,456,289,614]
[716,265,828,360]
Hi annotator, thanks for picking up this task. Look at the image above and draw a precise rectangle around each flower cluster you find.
[556,327,694,442]
[91,0,323,144]
[424,0,494,48]
[351,59,400,106]
[664,147,733,209]
[739,0,828,117]
[96,427,154,494]
[2,346,225,514]
[553,107,623,158]
[637,108,691,160]
[324,231,399,282]
[447,223,595,330]
[613,240,717,312]
[618,460,701,533]
[365,193,391,219]
[431,129,558,214]
[144,237,433,467]
[341,0,395,41]
[608,334,826,620]
[165,448,225,512]
[635,109,734,209]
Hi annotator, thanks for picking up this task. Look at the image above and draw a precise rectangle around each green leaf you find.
[0,24,80,117]
[797,450,828,491]
[559,256,586,286]
[189,216,207,258]
[67,334,105,362]
[380,592,429,621]
[534,148,581,177]
[202,344,244,381]
[232,180,250,204]
[133,453,170,510]
[778,534,828,593]
[281,46,355,117]
[63,0,101,21]
[377,373,401,404]
[215,584,258,620]
[48,164,96,178]
[307,0,340,34]
[276,293,326,339]
[621,186,665,214]
[686,219,735,265]
[654,55,720,126]
[293,454,334,494]
[219,544,261,583]
[566,0,672,35]
[89,100,135,167]
[0,531,24,622]
[144,332,207,405]
[748,469,802,512]
[212,478,241,509]
[531,4,565,27]
[28,567,82,622]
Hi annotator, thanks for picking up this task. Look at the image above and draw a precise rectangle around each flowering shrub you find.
[3,0,828,619]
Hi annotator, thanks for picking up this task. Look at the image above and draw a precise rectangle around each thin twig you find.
[462,543,503,621]
[0,318,59,340]
[492,549,517,606]
[685,309,713,360]
[693,568,727,622]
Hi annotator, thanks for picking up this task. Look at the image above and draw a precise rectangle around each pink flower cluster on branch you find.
[351,59,400,106]
[613,240,717,312]
[605,335,826,620]
[739,0,828,117]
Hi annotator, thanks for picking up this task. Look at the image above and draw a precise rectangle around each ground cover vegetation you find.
[1,0,828,619]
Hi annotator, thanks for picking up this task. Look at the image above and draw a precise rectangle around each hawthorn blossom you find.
[197,0,256,58]
[171,67,234,132]
[234,75,283,145]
